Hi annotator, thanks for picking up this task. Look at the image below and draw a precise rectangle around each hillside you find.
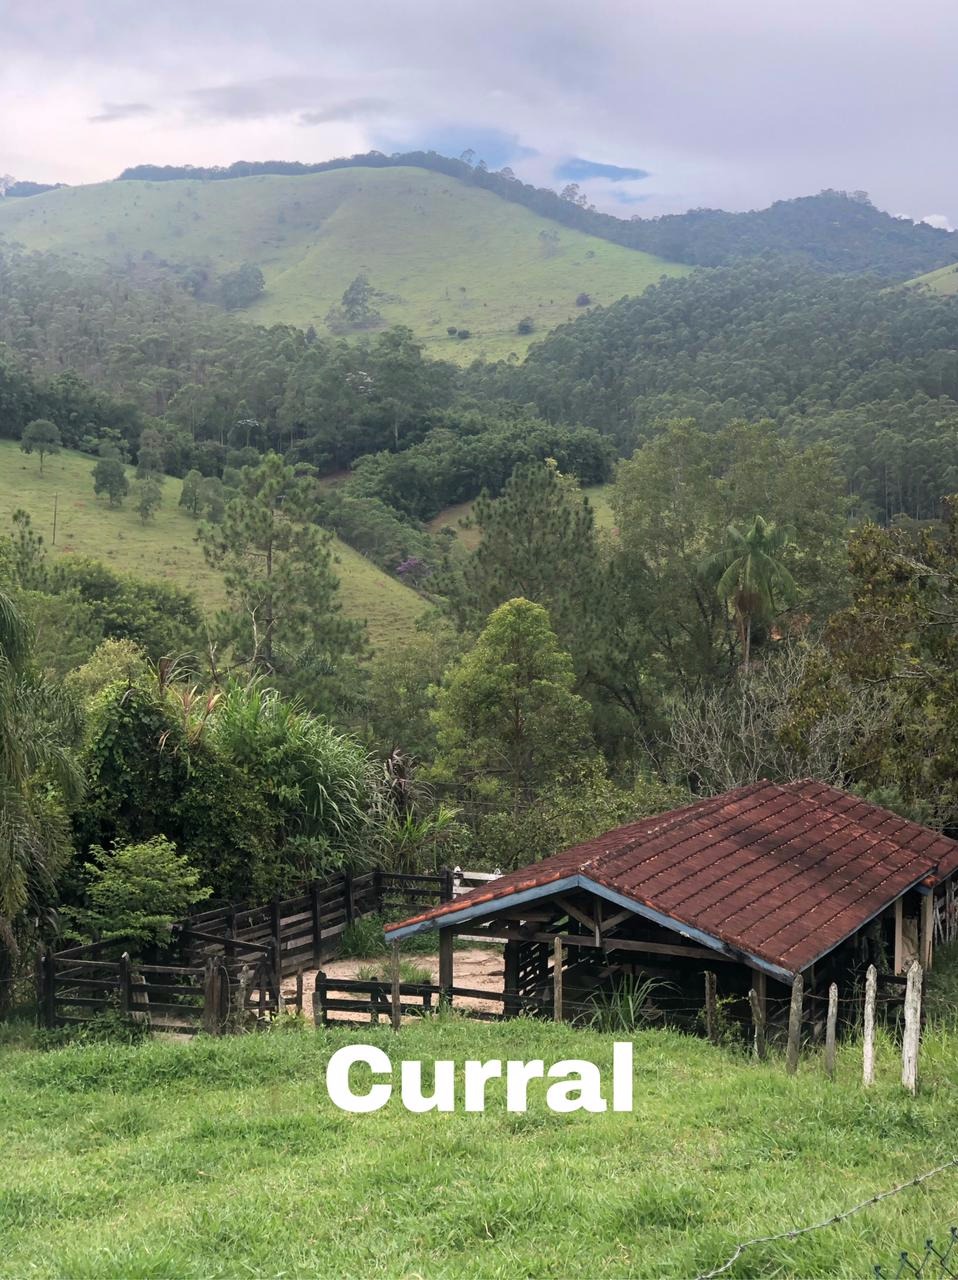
[0,441,426,649]
[908,260,958,296]
[0,167,688,363]
[110,154,958,281]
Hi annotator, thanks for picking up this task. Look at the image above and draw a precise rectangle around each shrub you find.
[575,292,592,307]
[70,836,211,948]
[446,326,458,336]
[456,329,471,339]
[517,317,534,335]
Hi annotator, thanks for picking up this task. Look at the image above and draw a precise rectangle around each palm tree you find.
[0,589,83,1006]
[705,516,798,675]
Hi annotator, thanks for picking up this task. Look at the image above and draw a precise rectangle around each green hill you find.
[0,167,688,363]
[908,261,958,296]
[0,441,426,649]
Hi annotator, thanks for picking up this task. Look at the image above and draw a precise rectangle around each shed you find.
[385,780,958,1029]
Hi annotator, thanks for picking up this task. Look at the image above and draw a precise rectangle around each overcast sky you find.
[3,0,957,222]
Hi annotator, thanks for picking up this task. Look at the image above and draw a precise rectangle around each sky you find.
[2,0,957,223]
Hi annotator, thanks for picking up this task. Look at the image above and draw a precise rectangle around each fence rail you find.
[37,866,464,1034]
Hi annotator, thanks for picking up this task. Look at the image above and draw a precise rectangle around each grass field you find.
[1,1016,956,1278]
[0,441,426,650]
[907,262,958,295]
[428,483,616,550]
[0,168,688,363]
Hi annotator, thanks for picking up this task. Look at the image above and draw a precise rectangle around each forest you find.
[4,212,958,1008]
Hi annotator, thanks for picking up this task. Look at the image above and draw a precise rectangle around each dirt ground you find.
[280,947,505,1023]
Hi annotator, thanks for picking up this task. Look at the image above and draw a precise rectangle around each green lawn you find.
[0,168,688,363]
[0,1017,956,1278]
[0,441,426,650]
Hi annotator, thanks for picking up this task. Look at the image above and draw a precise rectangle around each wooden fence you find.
[37,866,461,1034]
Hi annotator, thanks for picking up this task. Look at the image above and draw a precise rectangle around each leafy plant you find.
[588,974,670,1033]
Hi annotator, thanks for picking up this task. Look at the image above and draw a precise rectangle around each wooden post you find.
[391,943,402,1032]
[236,964,251,1024]
[749,978,767,1061]
[785,973,804,1075]
[439,928,453,1007]
[894,898,904,974]
[553,937,564,1022]
[704,971,718,1045]
[920,893,934,971]
[863,963,877,1087]
[119,952,132,1016]
[312,971,328,1026]
[270,898,283,979]
[440,866,454,904]
[310,880,323,965]
[202,958,218,1034]
[503,939,520,1018]
[295,968,304,1015]
[373,867,383,913]
[902,960,922,1095]
[824,983,838,1079]
[43,950,56,1029]
[343,872,355,926]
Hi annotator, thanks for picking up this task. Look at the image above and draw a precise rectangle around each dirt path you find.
[280,948,505,1023]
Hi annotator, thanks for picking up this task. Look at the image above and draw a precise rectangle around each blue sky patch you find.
[373,126,536,171]
[556,157,650,183]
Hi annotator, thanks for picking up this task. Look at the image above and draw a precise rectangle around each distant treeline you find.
[115,151,958,279]
[1,180,65,198]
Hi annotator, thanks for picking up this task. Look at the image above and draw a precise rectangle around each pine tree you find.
[199,453,367,705]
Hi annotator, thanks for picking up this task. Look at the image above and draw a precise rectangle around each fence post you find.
[704,971,718,1045]
[824,983,838,1079]
[34,947,45,1029]
[503,940,520,1018]
[440,866,454,904]
[202,958,218,1034]
[312,971,328,1026]
[310,880,323,966]
[119,952,132,1017]
[902,960,922,1096]
[344,872,355,926]
[270,898,283,978]
[391,943,402,1032]
[749,987,767,1061]
[863,963,877,1087]
[373,867,383,914]
[553,937,564,1022]
[236,964,251,1024]
[43,949,55,1029]
[786,973,804,1075]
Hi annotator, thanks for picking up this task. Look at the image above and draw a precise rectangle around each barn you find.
[385,780,958,1033]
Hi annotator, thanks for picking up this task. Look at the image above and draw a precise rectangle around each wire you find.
[696,1157,958,1280]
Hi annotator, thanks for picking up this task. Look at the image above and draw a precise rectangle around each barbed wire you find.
[695,1157,958,1280]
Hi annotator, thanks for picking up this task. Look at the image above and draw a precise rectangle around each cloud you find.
[88,101,155,124]
[3,0,958,222]
[921,213,955,232]
[555,158,649,183]
[299,98,391,126]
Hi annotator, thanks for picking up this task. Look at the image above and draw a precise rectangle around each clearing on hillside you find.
[0,440,425,649]
[0,167,689,362]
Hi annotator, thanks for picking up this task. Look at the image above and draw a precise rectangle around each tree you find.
[178,469,204,517]
[219,262,265,310]
[0,589,83,1005]
[441,460,602,674]
[20,419,61,474]
[704,515,798,674]
[134,475,163,523]
[199,453,366,707]
[135,427,166,479]
[93,457,129,507]
[70,837,211,948]
[430,598,595,811]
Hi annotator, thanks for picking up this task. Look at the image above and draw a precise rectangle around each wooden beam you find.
[554,895,596,933]
[894,898,904,975]
[553,937,563,1022]
[460,925,736,963]
[503,940,520,1018]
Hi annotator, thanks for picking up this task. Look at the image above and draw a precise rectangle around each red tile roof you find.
[386,780,953,976]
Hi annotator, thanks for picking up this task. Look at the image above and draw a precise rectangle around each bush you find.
[70,836,211,948]
[456,329,471,339]
[575,292,591,307]
[517,317,534,335]
[446,326,458,336]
